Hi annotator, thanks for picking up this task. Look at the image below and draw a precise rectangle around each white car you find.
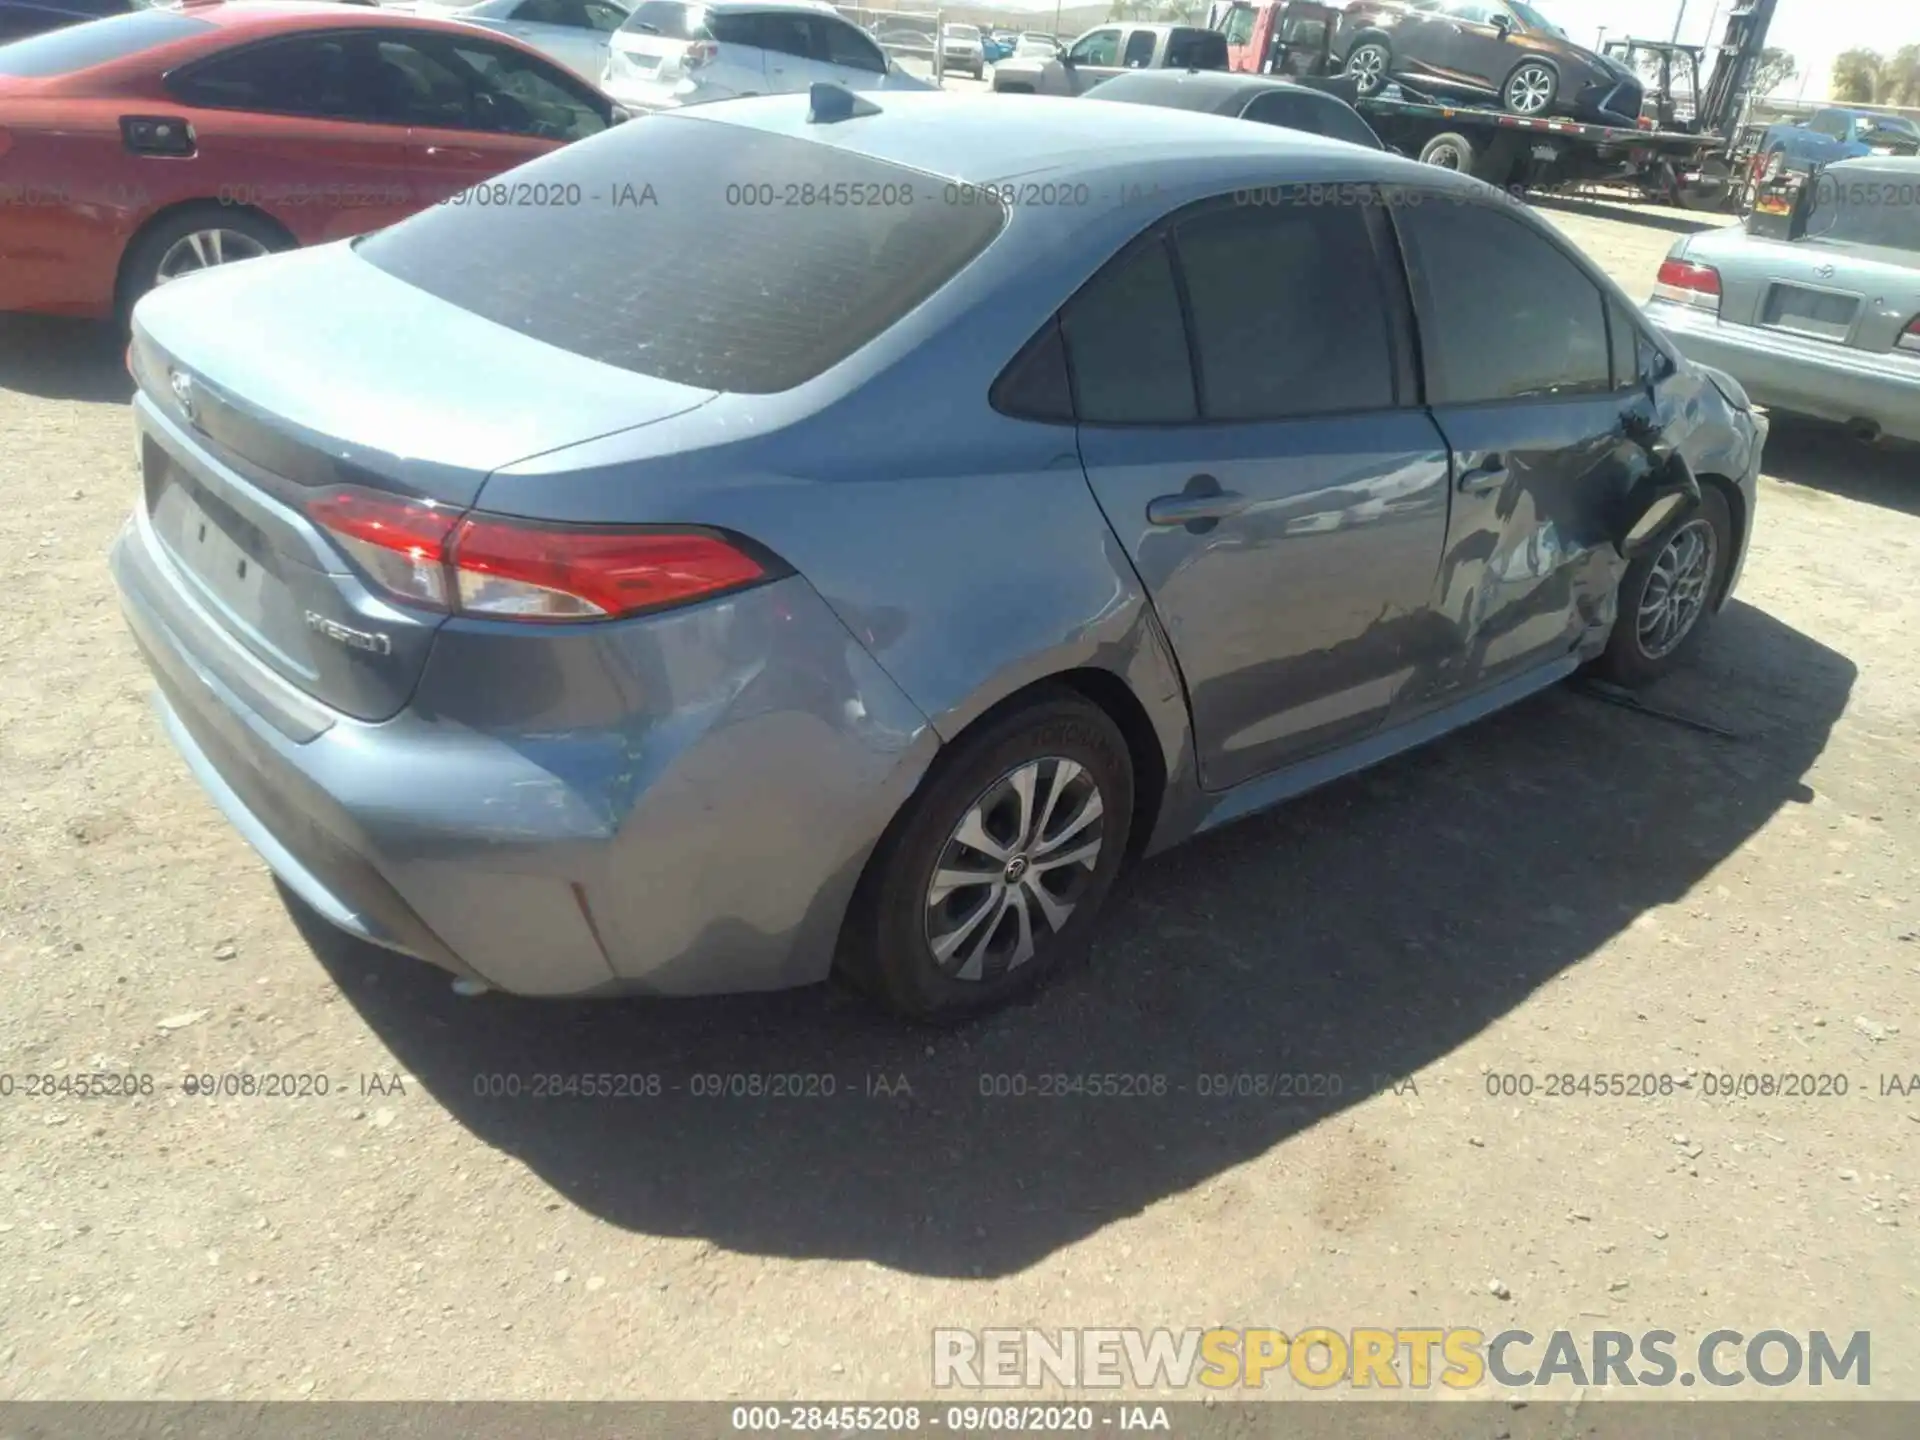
[1013,33,1059,59]
[603,0,933,110]
[398,0,633,83]
[940,21,983,79]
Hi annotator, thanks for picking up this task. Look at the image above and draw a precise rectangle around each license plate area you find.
[145,445,286,632]
[1761,282,1860,343]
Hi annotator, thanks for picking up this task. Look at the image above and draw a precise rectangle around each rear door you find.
[382,31,611,202]
[161,33,419,240]
[1388,193,1653,703]
[1068,188,1452,790]
[752,9,829,92]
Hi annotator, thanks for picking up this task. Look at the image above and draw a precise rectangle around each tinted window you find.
[820,18,884,71]
[1059,238,1196,423]
[1174,201,1396,420]
[583,0,628,30]
[756,13,820,61]
[1165,27,1227,68]
[1241,89,1381,147]
[1604,293,1668,388]
[1395,199,1612,402]
[1857,115,1920,145]
[446,39,608,139]
[0,7,209,76]
[1222,6,1256,45]
[357,119,1005,393]
[168,36,359,117]
[620,0,703,36]
[1121,29,1154,67]
[991,320,1074,423]
[1810,111,1848,138]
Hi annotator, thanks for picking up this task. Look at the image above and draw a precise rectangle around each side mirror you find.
[1489,12,1512,34]
[609,103,634,124]
[1616,451,1702,561]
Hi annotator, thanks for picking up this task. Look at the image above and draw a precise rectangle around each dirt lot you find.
[1,199,1917,1405]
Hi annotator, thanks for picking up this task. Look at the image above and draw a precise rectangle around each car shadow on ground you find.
[0,315,132,404]
[1760,416,1920,520]
[293,599,1850,1277]
[1530,194,1727,235]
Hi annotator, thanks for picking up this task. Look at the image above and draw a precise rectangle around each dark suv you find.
[1337,0,1643,125]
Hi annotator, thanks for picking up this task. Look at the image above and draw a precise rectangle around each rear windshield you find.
[0,7,210,76]
[355,115,1007,393]
[620,0,708,36]
[1804,176,1920,252]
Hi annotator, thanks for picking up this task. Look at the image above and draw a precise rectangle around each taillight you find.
[1653,257,1721,312]
[308,488,767,622]
[1899,316,1920,354]
[685,39,718,69]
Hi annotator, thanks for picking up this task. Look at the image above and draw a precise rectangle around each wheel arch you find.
[114,198,297,313]
[1696,470,1745,611]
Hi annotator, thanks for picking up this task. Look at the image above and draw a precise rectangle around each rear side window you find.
[0,8,210,76]
[1121,29,1154,67]
[1394,198,1613,402]
[1166,28,1227,69]
[1241,89,1381,148]
[167,37,357,116]
[620,0,705,36]
[1174,199,1397,419]
[1059,239,1196,423]
[356,117,1005,393]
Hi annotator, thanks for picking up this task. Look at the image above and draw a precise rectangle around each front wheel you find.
[1502,59,1559,116]
[1593,485,1733,688]
[837,690,1134,1023]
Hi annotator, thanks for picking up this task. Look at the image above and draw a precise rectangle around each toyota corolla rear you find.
[108,107,1020,997]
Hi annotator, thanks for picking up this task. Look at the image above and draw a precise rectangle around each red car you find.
[0,0,619,319]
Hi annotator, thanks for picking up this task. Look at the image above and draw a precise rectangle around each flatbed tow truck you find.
[1206,0,1773,205]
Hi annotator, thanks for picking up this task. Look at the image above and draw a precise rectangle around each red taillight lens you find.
[308,487,766,622]
[1899,315,1920,354]
[1653,257,1721,311]
[685,39,718,68]
[309,489,460,609]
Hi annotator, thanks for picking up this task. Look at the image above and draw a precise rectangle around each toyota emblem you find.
[169,369,194,421]
[1813,263,1835,279]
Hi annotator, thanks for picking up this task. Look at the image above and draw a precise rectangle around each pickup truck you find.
[991,23,1230,94]
[1758,107,1920,175]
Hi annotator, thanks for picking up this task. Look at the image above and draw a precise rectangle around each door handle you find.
[424,146,486,161]
[1146,487,1251,528]
[1457,456,1508,494]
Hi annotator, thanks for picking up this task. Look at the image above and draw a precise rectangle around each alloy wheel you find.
[1635,518,1717,660]
[923,757,1105,983]
[1505,62,1555,114]
[154,228,271,285]
[1345,44,1387,93]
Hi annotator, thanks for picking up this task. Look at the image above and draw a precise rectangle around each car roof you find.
[677,88,1439,191]
[704,0,838,12]
[1089,70,1330,113]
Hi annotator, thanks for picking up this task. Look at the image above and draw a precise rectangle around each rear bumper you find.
[1646,297,1920,445]
[112,503,939,999]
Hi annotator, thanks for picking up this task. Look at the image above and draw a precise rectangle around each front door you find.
[1388,194,1654,705]
[1066,190,1452,791]
[1062,27,1125,92]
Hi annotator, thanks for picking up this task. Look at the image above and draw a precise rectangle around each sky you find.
[1515,0,1918,101]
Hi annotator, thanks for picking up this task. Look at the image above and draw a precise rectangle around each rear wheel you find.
[1593,485,1733,688]
[118,205,290,321]
[1502,58,1559,116]
[1418,130,1480,173]
[1343,39,1391,96]
[838,690,1134,1023]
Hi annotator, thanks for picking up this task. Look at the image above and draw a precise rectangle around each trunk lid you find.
[129,241,718,723]
[1687,229,1920,354]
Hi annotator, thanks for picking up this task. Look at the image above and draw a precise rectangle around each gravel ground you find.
[1,196,1916,1404]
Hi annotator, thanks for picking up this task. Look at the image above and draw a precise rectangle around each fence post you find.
[934,7,944,84]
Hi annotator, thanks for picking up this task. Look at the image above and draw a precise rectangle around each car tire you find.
[1343,38,1391,96]
[1417,130,1480,173]
[118,204,291,323]
[838,688,1134,1023]
[1592,484,1733,689]
[1501,58,1559,116]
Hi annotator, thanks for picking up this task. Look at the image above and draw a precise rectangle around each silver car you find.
[424,0,634,83]
[1644,156,1920,445]
[112,91,1762,1021]
[940,21,983,79]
